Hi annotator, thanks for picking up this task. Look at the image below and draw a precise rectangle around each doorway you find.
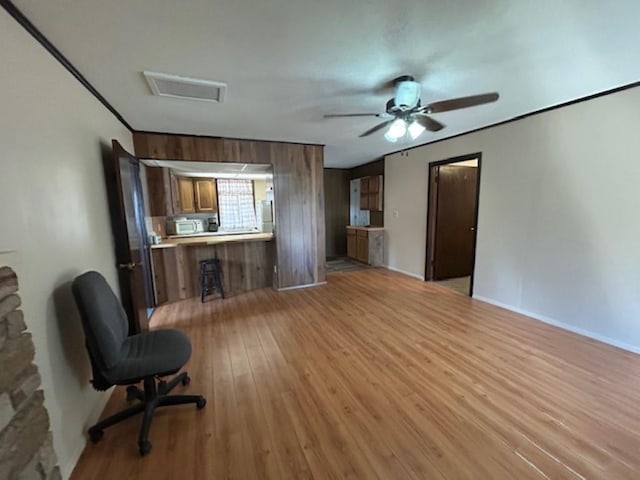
[425,153,482,296]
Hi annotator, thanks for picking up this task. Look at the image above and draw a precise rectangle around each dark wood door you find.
[433,165,478,280]
[107,140,154,332]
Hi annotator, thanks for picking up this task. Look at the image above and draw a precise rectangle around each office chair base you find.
[87,371,205,456]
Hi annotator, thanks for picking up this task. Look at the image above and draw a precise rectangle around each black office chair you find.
[72,271,206,456]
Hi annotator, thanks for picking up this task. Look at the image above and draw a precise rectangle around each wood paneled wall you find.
[134,133,325,289]
[324,169,350,258]
[152,241,274,303]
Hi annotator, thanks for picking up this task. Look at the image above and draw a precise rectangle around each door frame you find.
[424,152,482,296]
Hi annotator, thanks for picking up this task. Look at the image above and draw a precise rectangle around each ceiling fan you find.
[324,75,499,143]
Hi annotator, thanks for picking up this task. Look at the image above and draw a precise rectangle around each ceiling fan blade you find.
[359,120,394,138]
[324,113,382,118]
[426,92,499,113]
[415,114,445,132]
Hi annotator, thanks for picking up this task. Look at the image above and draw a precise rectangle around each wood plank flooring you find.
[71,268,640,479]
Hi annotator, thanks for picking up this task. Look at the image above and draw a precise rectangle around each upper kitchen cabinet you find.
[193,179,217,212]
[360,177,369,210]
[177,177,196,213]
[360,175,383,212]
[368,175,383,212]
[176,177,219,214]
[146,168,219,216]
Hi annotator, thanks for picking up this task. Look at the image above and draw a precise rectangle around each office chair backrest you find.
[72,271,129,371]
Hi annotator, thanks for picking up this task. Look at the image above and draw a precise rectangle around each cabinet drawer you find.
[356,230,368,238]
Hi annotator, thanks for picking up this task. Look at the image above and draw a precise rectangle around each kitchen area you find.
[140,159,275,304]
[324,158,385,268]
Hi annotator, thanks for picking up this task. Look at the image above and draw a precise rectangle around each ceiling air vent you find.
[143,71,227,103]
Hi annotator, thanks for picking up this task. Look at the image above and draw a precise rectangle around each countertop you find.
[151,232,274,249]
[346,225,385,231]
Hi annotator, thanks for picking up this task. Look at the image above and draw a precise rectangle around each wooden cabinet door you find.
[360,177,370,210]
[356,233,369,263]
[368,175,384,212]
[347,230,357,259]
[194,179,217,212]
[177,177,195,213]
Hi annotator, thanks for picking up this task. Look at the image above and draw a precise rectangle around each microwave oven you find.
[166,219,205,235]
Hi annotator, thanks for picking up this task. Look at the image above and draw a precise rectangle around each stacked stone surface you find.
[0,267,61,480]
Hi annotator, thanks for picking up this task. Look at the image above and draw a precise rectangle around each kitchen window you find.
[216,179,258,231]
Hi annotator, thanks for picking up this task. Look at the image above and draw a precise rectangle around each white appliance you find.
[349,179,370,226]
[166,218,205,235]
[258,200,274,233]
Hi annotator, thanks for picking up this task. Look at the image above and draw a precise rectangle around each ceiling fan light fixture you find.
[408,119,426,140]
[385,119,407,142]
[394,80,421,109]
[384,130,399,143]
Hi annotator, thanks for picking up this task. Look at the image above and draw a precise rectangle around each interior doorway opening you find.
[425,153,482,296]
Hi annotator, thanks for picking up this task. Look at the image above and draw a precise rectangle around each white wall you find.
[384,85,640,352]
[0,10,133,479]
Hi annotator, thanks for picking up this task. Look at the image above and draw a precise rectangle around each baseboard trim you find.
[277,281,327,292]
[473,295,640,355]
[62,388,114,479]
[384,265,425,281]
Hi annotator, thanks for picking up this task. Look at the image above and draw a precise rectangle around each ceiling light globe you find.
[387,119,407,140]
[384,130,399,143]
[408,120,426,140]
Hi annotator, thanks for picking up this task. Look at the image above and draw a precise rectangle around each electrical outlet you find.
[393,210,399,218]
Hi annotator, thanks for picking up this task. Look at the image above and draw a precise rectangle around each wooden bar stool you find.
[199,259,225,303]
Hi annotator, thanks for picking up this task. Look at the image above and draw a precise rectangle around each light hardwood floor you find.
[71,269,640,479]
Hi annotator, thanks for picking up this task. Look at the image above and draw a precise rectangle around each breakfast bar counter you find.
[151,232,273,248]
[150,233,275,304]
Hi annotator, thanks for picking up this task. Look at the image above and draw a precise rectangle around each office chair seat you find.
[105,329,192,385]
[72,270,206,456]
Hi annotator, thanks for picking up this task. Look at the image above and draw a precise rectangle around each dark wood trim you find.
[424,152,482,297]
[469,155,482,297]
[347,157,385,170]
[425,165,438,281]
[388,81,640,158]
[133,130,324,148]
[0,0,133,131]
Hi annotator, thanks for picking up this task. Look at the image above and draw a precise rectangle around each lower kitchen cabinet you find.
[346,227,384,266]
[356,230,369,263]
[347,229,357,259]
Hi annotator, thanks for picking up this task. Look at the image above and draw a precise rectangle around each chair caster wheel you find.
[196,397,206,409]
[182,375,191,386]
[88,428,104,443]
[139,440,152,456]
[126,385,138,402]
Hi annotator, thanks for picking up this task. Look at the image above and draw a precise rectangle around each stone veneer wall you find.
[0,267,60,480]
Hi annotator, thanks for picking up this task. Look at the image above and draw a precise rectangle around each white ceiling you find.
[13,0,640,167]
